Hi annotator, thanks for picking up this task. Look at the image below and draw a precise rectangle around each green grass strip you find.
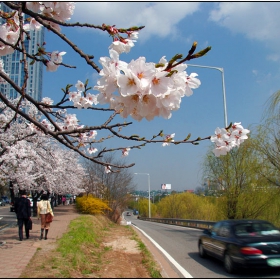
[127,226,162,278]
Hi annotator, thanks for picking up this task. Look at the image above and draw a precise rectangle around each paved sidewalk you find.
[0,205,79,278]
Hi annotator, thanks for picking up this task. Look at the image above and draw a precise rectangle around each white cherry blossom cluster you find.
[0,99,85,193]
[69,80,99,109]
[33,97,99,155]
[1,137,85,192]
[0,2,74,68]
[0,11,20,56]
[109,31,139,54]
[25,2,75,32]
[0,97,39,123]
[211,122,250,157]
[93,49,201,121]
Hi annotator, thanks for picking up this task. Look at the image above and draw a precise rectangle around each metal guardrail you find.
[139,217,216,229]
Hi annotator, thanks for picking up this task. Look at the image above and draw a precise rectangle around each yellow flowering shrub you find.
[76,194,111,215]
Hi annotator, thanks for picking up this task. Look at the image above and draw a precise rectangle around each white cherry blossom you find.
[41,97,54,105]
[162,133,175,146]
[122,147,131,157]
[88,147,98,154]
[109,38,135,54]
[46,61,58,72]
[211,122,250,156]
[75,80,85,91]
[105,166,111,173]
[24,18,43,31]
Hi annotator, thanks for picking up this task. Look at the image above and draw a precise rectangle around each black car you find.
[198,219,280,274]
[1,196,9,204]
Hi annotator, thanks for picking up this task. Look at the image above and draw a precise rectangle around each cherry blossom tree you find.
[0,2,250,173]
[0,98,86,195]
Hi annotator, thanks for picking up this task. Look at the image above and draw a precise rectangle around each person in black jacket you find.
[14,190,31,241]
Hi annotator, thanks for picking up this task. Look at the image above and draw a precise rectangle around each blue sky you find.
[42,2,280,192]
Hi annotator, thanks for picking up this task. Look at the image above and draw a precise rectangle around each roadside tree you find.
[0,98,85,195]
[82,154,135,222]
[254,90,280,187]
[157,192,222,221]
[203,136,279,220]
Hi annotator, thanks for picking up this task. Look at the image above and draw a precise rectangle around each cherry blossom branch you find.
[26,12,101,73]
[0,37,76,70]
[0,2,250,173]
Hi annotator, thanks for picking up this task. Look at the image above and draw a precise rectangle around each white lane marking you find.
[0,214,16,217]
[133,224,193,278]
[0,217,3,220]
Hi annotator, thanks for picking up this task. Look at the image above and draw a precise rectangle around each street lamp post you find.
[134,173,151,218]
[187,64,228,128]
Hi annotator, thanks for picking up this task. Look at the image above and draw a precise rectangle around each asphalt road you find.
[0,205,17,232]
[125,212,280,278]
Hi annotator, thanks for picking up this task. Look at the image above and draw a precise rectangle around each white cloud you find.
[72,2,201,41]
[209,2,280,60]
[266,54,280,62]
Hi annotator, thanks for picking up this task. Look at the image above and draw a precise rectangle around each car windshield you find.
[234,222,280,237]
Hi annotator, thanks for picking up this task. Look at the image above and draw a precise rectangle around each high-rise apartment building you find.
[0,4,45,101]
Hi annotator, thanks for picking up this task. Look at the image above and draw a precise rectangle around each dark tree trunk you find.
[9,181,14,204]
[31,191,40,217]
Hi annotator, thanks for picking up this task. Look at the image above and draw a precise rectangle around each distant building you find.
[184,190,194,193]
[0,3,45,101]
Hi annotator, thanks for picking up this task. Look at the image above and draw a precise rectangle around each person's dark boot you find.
[26,228,29,239]
[44,229,49,240]
[40,228,44,240]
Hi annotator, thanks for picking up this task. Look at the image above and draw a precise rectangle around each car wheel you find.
[224,252,235,274]
[199,242,207,258]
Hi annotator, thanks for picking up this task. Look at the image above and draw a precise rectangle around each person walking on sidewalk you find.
[37,193,54,240]
[14,190,31,241]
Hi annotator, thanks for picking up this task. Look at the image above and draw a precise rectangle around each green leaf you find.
[184,133,191,141]
[188,41,197,56]
[192,46,212,59]
[155,63,165,68]
[169,53,183,65]
[166,70,178,77]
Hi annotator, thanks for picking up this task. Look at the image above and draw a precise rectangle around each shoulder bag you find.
[27,218,33,230]
[45,201,53,223]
